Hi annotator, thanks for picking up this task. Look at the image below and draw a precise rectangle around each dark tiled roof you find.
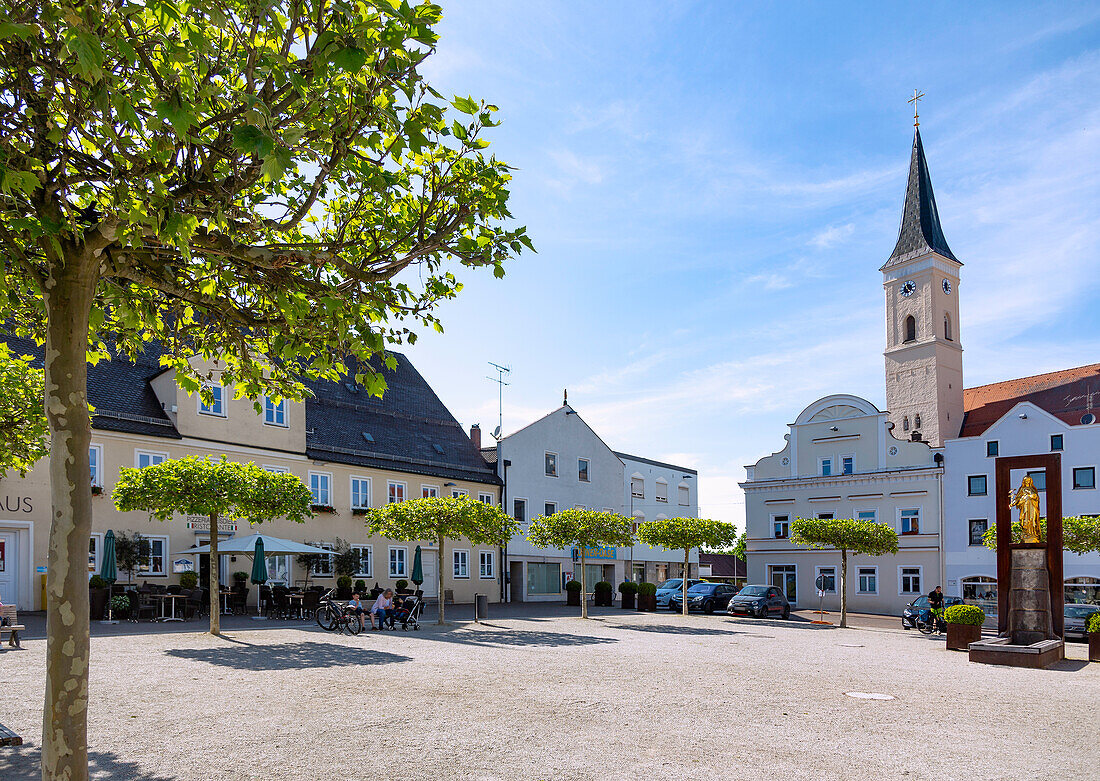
[884,128,958,267]
[699,553,746,579]
[960,363,1100,438]
[2,335,181,439]
[614,451,697,474]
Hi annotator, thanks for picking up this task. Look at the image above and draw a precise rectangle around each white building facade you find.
[742,395,944,615]
[616,452,699,584]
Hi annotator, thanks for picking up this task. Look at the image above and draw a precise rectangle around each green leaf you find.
[0,22,36,40]
[260,147,294,182]
[451,96,478,115]
[231,125,275,158]
[63,27,105,81]
[330,47,369,72]
[154,98,197,136]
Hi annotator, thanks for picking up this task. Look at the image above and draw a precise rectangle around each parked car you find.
[668,582,740,614]
[901,595,964,629]
[1064,603,1100,640]
[655,578,705,609]
[727,584,790,619]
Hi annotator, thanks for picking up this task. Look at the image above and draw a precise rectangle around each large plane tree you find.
[0,2,530,777]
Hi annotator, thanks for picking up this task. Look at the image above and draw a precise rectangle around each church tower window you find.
[904,315,916,343]
[903,416,910,432]
[944,313,952,341]
[914,414,922,429]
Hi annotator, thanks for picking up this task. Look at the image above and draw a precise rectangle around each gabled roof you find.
[883,128,958,268]
[960,362,1100,438]
[613,452,697,475]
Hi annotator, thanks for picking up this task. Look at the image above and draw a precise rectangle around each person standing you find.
[928,586,945,633]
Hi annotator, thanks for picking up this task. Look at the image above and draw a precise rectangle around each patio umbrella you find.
[100,530,118,622]
[411,546,424,592]
[184,533,331,556]
[250,537,268,617]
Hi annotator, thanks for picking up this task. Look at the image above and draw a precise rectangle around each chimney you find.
[470,423,481,450]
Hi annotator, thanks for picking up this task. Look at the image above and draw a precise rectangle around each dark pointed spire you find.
[885,128,958,266]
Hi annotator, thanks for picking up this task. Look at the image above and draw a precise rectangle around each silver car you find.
[1064,604,1099,640]
[655,578,704,609]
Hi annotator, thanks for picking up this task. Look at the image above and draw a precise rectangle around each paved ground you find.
[0,607,1095,780]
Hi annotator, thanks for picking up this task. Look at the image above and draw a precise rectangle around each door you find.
[420,550,438,598]
[0,532,16,606]
[510,561,524,602]
[768,565,797,606]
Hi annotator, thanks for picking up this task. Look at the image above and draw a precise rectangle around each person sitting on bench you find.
[370,589,394,630]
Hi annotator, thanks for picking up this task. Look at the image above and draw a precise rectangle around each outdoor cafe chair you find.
[127,591,157,622]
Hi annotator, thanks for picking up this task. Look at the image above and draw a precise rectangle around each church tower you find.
[882,128,963,447]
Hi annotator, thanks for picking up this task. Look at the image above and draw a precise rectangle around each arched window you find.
[904,315,916,342]
[914,414,922,429]
[944,313,952,341]
[903,416,910,432]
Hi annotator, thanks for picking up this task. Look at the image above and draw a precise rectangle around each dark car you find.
[655,578,705,609]
[668,582,739,614]
[901,594,964,629]
[727,584,790,619]
[1065,604,1100,640]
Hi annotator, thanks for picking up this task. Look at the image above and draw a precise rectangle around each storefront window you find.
[1065,577,1100,605]
[527,562,560,595]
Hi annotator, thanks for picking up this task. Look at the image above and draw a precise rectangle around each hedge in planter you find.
[637,581,657,612]
[944,603,985,651]
[1089,612,1100,663]
[619,581,638,609]
[179,571,198,590]
[593,581,613,607]
[565,580,582,606]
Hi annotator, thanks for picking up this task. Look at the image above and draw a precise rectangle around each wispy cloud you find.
[809,222,855,249]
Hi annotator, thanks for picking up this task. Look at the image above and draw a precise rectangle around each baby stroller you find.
[394,594,423,631]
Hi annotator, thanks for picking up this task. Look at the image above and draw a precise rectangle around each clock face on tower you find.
[942,278,952,294]
[900,280,916,298]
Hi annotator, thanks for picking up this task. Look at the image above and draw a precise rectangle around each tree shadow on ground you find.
[613,624,743,637]
[412,625,618,649]
[1046,658,1090,672]
[164,640,410,670]
[0,745,174,781]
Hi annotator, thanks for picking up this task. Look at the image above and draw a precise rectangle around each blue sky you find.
[400,1,1100,528]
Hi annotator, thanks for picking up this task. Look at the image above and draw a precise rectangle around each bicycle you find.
[315,589,363,635]
[915,606,946,635]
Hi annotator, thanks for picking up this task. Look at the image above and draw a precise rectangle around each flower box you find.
[311,504,336,514]
[351,507,369,516]
[91,485,103,496]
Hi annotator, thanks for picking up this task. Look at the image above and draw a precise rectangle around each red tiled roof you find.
[961,363,1100,438]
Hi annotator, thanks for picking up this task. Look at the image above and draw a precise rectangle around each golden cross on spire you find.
[908,89,925,128]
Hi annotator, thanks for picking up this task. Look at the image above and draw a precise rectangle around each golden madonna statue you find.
[1010,475,1043,544]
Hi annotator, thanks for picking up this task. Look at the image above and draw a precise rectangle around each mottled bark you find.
[42,252,96,781]
[209,513,220,635]
[840,548,848,629]
[580,550,588,619]
[436,534,445,625]
[682,549,690,616]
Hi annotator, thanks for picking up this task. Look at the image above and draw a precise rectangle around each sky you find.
[395,1,1100,529]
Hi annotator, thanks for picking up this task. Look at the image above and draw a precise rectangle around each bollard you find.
[474,593,488,623]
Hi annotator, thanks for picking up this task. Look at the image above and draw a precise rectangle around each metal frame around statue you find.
[994,453,1064,638]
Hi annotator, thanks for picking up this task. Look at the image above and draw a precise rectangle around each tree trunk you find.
[437,534,445,625]
[840,548,848,629]
[682,548,690,616]
[42,253,97,781]
[209,514,220,635]
[580,549,588,619]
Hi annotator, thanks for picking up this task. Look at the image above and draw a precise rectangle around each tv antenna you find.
[487,361,511,440]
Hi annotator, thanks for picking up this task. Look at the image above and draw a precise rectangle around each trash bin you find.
[474,593,488,623]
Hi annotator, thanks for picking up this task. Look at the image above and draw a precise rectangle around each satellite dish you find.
[492,426,502,440]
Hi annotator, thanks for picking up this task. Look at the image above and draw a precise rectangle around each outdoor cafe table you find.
[153,593,186,622]
[287,593,305,619]
[218,590,234,615]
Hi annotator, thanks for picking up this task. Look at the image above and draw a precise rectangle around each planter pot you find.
[620,593,636,609]
[637,594,656,612]
[566,590,581,606]
[594,592,613,607]
[336,587,353,600]
[946,622,983,651]
[89,587,108,620]
[1090,633,1100,663]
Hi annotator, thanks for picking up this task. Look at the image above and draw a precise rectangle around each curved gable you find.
[796,394,880,425]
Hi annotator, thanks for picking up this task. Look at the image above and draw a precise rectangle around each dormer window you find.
[904,315,916,343]
[198,384,225,417]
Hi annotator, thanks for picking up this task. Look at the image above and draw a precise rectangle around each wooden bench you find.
[0,723,22,747]
[0,604,24,648]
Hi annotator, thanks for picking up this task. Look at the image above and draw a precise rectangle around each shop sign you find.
[2,495,33,513]
[185,516,237,533]
[572,545,616,560]
[172,558,195,573]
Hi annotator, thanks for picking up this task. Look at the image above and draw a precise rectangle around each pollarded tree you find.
[637,517,738,616]
[0,343,47,478]
[365,495,519,625]
[982,516,1100,554]
[527,509,635,619]
[0,3,529,775]
[790,517,899,628]
[113,456,312,634]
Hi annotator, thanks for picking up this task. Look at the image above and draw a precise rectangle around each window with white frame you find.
[140,536,169,576]
[899,566,922,595]
[986,440,999,458]
[678,484,689,505]
[89,445,102,487]
[816,512,834,520]
[389,546,407,577]
[578,458,590,482]
[310,542,335,577]
[88,533,102,573]
[352,545,373,578]
[513,498,527,524]
[453,549,469,578]
[421,485,439,499]
[857,510,877,522]
[135,450,167,469]
[631,476,644,499]
[772,515,789,539]
[267,555,291,585]
[899,507,920,535]
[1050,434,1063,452]
[544,452,557,477]
[263,396,287,426]
[350,477,371,510]
[858,567,878,594]
[479,550,494,579]
[452,488,468,498]
[264,465,288,473]
[309,472,331,506]
[544,502,557,517]
[388,481,406,503]
[968,519,988,546]
[478,492,494,505]
[968,475,987,496]
[820,457,833,477]
[815,566,837,593]
[841,455,854,475]
[655,479,668,503]
[1073,467,1095,490]
[198,383,225,416]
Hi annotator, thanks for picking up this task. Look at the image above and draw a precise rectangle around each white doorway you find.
[0,531,16,605]
[420,550,438,598]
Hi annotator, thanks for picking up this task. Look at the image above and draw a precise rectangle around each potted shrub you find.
[395,579,410,595]
[88,575,109,620]
[232,571,249,592]
[944,604,985,650]
[637,581,657,612]
[1089,612,1100,663]
[110,594,131,621]
[179,571,198,590]
[565,579,582,606]
[593,581,613,607]
[336,575,354,599]
[619,580,638,609]
[354,579,367,595]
